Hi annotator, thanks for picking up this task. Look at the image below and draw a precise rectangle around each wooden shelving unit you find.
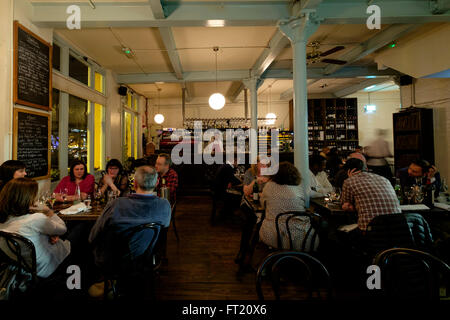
[393,107,434,171]
[307,98,359,155]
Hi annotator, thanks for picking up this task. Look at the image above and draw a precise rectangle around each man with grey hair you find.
[89,165,171,271]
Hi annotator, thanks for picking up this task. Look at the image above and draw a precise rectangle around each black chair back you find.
[256,251,332,300]
[0,231,37,279]
[366,213,434,255]
[275,211,320,252]
[104,222,162,299]
[0,231,37,299]
[373,248,450,300]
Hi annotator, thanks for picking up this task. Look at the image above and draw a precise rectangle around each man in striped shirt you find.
[341,158,401,232]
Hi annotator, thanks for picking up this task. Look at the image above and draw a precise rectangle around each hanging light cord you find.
[214,47,219,91]
[158,88,161,114]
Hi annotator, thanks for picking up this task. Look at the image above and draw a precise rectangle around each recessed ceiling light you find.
[206,20,225,27]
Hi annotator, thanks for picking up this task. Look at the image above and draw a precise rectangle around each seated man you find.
[89,166,171,273]
[341,158,401,233]
[397,159,441,197]
[309,155,334,197]
[155,153,179,204]
[213,158,242,218]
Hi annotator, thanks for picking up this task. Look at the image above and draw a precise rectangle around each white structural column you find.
[59,45,70,177]
[279,14,319,207]
[243,77,258,164]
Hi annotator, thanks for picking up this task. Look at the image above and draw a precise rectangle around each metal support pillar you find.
[243,77,258,164]
[279,14,320,207]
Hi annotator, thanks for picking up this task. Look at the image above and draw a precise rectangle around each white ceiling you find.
[52,3,404,100]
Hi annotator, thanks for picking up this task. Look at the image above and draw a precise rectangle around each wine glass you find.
[62,188,68,203]
[406,188,414,205]
[84,195,91,208]
[415,187,424,204]
[48,193,57,209]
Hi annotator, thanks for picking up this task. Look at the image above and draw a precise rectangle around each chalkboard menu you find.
[13,108,50,180]
[13,21,52,111]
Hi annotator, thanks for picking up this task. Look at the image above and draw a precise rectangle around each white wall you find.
[400,78,450,183]
[0,0,54,193]
[346,90,401,150]
[1,0,145,194]
[0,0,13,164]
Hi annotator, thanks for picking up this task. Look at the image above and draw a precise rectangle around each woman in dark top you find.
[0,160,27,191]
[97,159,129,197]
[326,148,343,183]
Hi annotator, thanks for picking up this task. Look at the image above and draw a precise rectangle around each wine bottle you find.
[253,180,259,201]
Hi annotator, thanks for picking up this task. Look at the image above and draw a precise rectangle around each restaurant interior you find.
[0,0,450,303]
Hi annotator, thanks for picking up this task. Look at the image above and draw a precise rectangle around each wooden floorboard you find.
[156,195,262,300]
[155,195,366,300]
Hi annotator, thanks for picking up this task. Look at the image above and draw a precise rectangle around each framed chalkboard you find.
[13,21,52,111]
[13,108,51,180]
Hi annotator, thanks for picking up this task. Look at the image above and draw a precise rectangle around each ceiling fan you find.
[307,41,346,65]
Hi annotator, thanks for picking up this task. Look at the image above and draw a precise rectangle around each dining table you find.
[55,201,105,221]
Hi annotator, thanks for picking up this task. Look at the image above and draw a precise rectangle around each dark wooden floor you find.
[155,195,369,300]
[156,195,262,300]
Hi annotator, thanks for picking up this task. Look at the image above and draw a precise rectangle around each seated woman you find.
[259,162,318,252]
[309,155,334,197]
[243,157,270,197]
[97,159,129,197]
[0,178,70,278]
[235,158,271,269]
[0,160,27,191]
[54,160,95,202]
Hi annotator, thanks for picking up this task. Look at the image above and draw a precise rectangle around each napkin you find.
[400,204,430,211]
[338,224,358,233]
[434,202,450,211]
[59,202,87,215]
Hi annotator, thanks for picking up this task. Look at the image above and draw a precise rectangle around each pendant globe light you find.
[265,85,276,125]
[154,88,164,124]
[209,47,225,110]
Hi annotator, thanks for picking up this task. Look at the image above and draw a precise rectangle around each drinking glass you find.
[62,188,68,203]
[48,193,57,209]
[406,188,414,204]
[415,187,424,204]
[84,195,91,208]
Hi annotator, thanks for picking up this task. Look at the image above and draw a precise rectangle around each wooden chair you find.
[255,251,332,300]
[275,211,322,252]
[102,222,162,300]
[0,231,37,300]
[373,247,450,300]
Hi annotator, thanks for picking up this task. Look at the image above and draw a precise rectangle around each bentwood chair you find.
[0,231,37,300]
[275,211,322,252]
[103,222,162,300]
[373,248,450,300]
[255,251,332,300]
